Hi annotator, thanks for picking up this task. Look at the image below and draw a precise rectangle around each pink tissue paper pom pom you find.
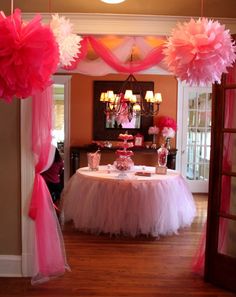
[0,9,59,103]
[163,18,236,86]
[157,116,177,131]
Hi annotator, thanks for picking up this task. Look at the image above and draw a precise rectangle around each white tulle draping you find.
[62,166,196,237]
[70,36,168,75]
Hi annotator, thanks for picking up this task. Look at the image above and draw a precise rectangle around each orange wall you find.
[70,73,177,146]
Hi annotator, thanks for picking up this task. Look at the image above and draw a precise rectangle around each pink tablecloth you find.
[62,166,196,237]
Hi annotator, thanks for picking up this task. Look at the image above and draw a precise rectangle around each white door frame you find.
[52,75,72,184]
[20,13,236,276]
[20,75,71,276]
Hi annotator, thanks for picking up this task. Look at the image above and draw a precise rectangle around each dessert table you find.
[62,166,196,237]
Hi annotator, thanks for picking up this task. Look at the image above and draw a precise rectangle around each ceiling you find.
[1,0,236,18]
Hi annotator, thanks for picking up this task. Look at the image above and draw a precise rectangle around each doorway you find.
[177,82,212,193]
[52,75,71,184]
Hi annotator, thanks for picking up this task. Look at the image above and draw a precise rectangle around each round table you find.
[62,166,196,237]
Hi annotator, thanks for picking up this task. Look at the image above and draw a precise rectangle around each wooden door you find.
[205,35,236,292]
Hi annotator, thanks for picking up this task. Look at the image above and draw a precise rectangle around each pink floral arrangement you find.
[163,18,236,86]
[148,126,159,135]
[157,116,177,139]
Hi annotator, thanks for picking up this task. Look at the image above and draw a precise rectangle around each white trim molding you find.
[0,255,22,277]
[52,75,72,184]
[20,98,35,277]
[22,13,236,35]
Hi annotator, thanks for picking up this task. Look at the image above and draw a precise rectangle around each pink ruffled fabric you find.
[0,9,59,103]
[164,18,236,86]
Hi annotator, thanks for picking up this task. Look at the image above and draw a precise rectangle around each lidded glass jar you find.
[114,150,134,172]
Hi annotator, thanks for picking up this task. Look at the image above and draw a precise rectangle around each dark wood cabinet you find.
[70,146,177,176]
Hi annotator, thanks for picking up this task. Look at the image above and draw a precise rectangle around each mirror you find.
[93,80,154,140]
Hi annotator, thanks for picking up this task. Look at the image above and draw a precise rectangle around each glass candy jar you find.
[114,150,134,178]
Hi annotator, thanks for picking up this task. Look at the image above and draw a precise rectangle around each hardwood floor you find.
[0,194,235,297]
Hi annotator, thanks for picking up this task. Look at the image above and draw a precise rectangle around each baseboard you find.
[0,255,22,277]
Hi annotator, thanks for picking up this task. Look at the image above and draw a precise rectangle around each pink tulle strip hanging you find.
[29,87,69,285]
[0,9,59,103]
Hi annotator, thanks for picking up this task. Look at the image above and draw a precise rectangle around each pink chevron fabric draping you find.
[28,87,69,285]
[69,36,166,75]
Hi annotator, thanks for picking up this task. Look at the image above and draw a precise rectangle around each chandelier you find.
[100,74,162,121]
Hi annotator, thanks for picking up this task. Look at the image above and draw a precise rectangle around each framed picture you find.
[134,133,144,147]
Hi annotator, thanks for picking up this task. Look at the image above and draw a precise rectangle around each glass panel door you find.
[180,85,212,192]
[205,35,236,292]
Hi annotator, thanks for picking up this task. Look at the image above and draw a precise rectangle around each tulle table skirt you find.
[62,166,196,237]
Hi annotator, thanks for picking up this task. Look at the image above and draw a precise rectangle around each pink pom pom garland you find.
[164,18,236,86]
[0,9,59,103]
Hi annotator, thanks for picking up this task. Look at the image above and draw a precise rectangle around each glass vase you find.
[157,144,169,167]
[165,137,171,150]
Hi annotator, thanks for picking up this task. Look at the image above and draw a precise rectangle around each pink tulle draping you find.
[164,18,236,86]
[29,87,69,285]
[87,36,165,73]
[67,36,167,75]
[0,9,59,103]
[73,36,134,75]
[192,223,206,275]
[218,82,235,254]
